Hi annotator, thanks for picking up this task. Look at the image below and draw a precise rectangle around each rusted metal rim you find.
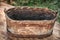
[5,6,58,21]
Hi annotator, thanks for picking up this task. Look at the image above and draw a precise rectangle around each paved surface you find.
[0,2,60,40]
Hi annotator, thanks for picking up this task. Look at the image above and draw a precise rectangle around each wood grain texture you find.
[0,2,60,40]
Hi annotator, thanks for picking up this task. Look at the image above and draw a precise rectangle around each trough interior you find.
[6,8,56,20]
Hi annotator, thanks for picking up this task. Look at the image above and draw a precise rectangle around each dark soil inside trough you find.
[6,8,56,20]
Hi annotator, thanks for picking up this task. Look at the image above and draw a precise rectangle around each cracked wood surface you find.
[0,2,60,40]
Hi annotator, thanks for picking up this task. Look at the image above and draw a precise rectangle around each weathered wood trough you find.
[5,7,57,39]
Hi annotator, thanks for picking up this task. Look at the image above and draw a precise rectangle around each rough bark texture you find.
[0,2,60,40]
